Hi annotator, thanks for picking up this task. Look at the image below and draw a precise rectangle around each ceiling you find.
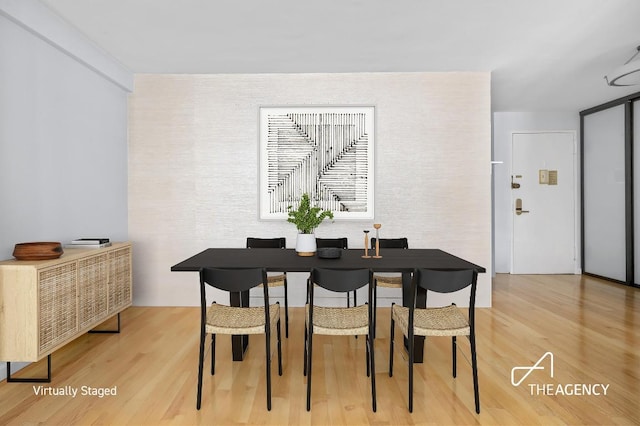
[40,0,640,112]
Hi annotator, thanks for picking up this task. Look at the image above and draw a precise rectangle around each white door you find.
[511,132,577,274]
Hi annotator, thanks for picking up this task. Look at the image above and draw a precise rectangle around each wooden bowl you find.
[13,242,64,260]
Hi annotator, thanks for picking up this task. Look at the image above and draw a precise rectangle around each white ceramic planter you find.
[295,233,316,256]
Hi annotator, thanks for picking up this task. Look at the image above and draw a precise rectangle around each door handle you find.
[515,198,529,215]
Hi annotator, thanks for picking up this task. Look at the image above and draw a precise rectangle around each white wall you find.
[492,112,580,273]
[0,1,132,260]
[129,72,493,308]
[0,0,131,379]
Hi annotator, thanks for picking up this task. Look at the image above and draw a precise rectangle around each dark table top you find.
[170,248,486,274]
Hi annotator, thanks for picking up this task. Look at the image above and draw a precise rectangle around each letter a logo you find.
[511,352,554,386]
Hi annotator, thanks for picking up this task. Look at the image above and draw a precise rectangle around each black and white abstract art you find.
[259,106,374,220]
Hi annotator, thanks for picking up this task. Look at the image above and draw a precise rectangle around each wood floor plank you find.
[0,274,638,425]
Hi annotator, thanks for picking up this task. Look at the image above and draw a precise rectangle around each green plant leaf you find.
[287,193,334,233]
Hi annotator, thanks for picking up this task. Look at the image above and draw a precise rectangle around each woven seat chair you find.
[314,238,355,306]
[389,268,479,413]
[196,267,282,410]
[370,237,408,337]
[304,267,376,412]
[246,237,289,338]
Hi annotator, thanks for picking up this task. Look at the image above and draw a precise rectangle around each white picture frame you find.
[259,105,375,220]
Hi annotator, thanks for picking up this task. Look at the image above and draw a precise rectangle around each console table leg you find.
[89,313,121,334]
[7,354,51,383]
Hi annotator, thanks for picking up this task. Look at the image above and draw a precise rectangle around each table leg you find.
[402,271,425,363]
[230,290,249,361]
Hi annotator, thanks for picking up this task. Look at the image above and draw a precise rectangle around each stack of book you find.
[67,238,112,249]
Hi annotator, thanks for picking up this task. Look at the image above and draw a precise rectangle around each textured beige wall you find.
[128,72,492,307]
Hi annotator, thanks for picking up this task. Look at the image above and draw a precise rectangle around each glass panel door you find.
[635,101,640,285]
[583,105,626,282]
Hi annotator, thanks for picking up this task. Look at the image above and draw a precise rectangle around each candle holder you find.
[362,230,371,258]
[373,223,382,258]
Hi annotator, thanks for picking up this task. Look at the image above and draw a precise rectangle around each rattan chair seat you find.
[373,273,402,288]
[256,274,286,288]
[206,302,280,335]
[267,274,285,286]
[305,304,369,335]
[392,304,470,337]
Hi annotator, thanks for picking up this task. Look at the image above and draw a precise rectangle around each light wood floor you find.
[1,274,638,425]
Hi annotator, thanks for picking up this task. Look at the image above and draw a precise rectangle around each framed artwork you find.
[259,106,375,220]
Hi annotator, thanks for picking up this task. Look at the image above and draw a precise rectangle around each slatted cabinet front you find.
[78,253,109,330]
[39,262,78,354]
[108,247,132,315]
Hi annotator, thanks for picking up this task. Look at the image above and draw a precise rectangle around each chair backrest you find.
[315,237,348,249]
[246,237,286,249]
[411,268,478,310]
[371,237,408,249]
[310,268,372,294]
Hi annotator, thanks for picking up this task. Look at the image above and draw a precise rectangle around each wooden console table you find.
[0,242,132,382]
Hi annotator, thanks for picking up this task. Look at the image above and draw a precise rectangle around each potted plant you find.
[287,193,334,256]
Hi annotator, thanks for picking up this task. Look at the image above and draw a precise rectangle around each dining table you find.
[171,247,486,363]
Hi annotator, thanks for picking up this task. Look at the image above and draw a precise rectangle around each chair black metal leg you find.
[389,304,395,377]
[452,336,457,378]
[470,332,480,414]
[306,330,313,411]
[408,331,414,413]
[277,318,283,375]
[284,279,289,338]
[7,355,51,383]
[265,322,272,411]
[366,333,370,377]
[372,283,377,338]
[303,321,308,376]
[196,329,206,409]
[304,285,309,376]
[211,334,216,375]
[368,334,377,412]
